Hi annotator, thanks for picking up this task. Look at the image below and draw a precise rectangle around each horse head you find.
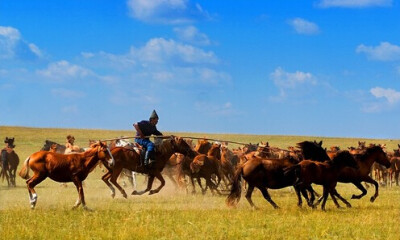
[365,146,390,168]
[296,140,330,162]
[170,136,196,158]
[92,141,114,168]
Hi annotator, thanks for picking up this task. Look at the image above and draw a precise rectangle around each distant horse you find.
[41,140,67,153]
[1,149,20,187]
[102,136,196,198]
[1,137,20,187]
[19,141,114,210]
[286,151,358,211]
[338,145,391,202]
[190,142,223,194]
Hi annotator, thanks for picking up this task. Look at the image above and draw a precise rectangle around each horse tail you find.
[226,164,243,207]
[18,156,31,179]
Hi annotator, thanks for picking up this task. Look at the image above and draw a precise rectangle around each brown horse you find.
[1,149,20,187]
[19,141,114,210]
[226,140,331,209]
[287,151,358,211]
[101,136,196,198]
[190,143,223,194]
[338,145,391,202]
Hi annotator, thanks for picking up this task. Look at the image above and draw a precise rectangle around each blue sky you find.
[1,0,400,139]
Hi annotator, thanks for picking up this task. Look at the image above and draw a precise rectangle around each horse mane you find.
[155,139,174,156]
[357,146,384,161]
[296,140,330,162]
[331,150,354,164]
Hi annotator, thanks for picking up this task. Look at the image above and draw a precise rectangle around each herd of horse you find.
[1,136,399,211]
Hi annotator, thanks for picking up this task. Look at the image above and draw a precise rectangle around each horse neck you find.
[82,148,101,169]
[207,147,220,158]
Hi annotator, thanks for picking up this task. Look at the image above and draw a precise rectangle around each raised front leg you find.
[351,181,368,199]
[110,169,128,199]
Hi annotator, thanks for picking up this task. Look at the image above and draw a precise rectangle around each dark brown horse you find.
[338,145,391,202]
[19,141,114,210]
[226,156,313,209]
[101,136,196,198]
[287,151,358,211]
[1,149,20,187]
[226,140,330,209]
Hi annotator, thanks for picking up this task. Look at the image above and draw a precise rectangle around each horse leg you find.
[72,177,90,211]
[131,171,137,190]
[149,172,165,195]
[101,171,116,198]
[110,168,128,198]
[332,189,352,208]
[320,187,329,211]
[395,171,399,186]
[294,186,304,207]
[26,173,47,209]
[363,176,380,202]
[259,187,279,209]
[245,185,258,210]
[132,175,155,195]
[351,181,368,200]
[329,191,341,208]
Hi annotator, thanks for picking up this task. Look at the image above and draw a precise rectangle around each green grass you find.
[1,126,399,240]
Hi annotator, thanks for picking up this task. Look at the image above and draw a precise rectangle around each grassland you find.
[0,126,399,240]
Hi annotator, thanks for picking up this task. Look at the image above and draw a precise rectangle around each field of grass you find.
[0,126,399,239]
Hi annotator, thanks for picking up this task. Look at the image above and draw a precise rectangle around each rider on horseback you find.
[133,110,163,167]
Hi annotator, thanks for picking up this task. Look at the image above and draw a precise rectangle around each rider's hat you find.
[149,110,159,120]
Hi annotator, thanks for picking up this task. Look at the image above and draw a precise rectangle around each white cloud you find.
[288,18,320,35]
[130,38,219,64]
[0,26,42,60]
[51,88,85,98]
[37,60,93,81]
[318,0,392,8]
[370,87,400,104]
[173,26,211,45]
[126,0,209,24]
[356,42,400,61]
[271,67,316,89]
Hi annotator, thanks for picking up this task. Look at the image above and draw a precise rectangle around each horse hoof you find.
[346,204,352,208]
[111,193,115,198]
[149,190,157,195]
[131,190,138,195]
[122,193,128,199]
[83,206,93,212]
[370,197,376,202]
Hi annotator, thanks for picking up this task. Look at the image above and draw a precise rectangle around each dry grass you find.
[0,126,399,239]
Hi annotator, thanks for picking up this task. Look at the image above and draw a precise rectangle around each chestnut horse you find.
[101,136,196,198]
[190,143,223,194]
[19,141,114,210]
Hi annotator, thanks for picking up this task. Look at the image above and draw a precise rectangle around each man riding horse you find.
[133,110,163,167]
